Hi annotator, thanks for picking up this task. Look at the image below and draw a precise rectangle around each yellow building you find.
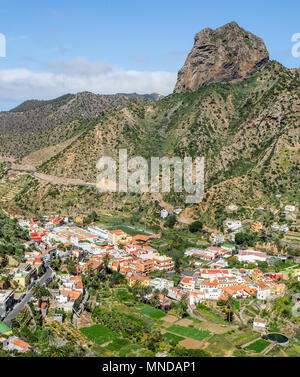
[251,222,263,233]
[108,230,132,246]
[128,275,150,288]
[252,269,263,281]
[13,271,31,288]
[271,283,285,297]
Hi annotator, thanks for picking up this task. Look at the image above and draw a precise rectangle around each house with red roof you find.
[3,336,30,353]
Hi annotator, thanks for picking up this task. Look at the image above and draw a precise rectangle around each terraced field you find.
[80,325,119,346]
[245,339,271,353]
[0,182,24,202]
[167,324,210,341]
[164,332,185,344]
[134,303,166,319]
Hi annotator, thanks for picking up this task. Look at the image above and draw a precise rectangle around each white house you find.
[271,222,280,231]
[2,336,29,353]
[18,220,30,228]
[87,225,108,239]
[210,233,225,245]
[160,209,169,219]
[149,278,174,291]
[285,205,296,213]
[279,224,289,233]
[226,204,238,211]
[225,219,242,233]
[237,250,267,263]
[253,317,267,331]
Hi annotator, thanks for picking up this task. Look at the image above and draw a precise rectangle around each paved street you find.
[3,267,53,327]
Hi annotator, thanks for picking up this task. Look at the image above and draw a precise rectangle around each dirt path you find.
[3,158,97,187]
[30,172,96,187]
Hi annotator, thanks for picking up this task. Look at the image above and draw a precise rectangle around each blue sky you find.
[0,0,300,110]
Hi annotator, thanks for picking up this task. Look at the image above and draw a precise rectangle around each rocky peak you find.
[174,21,270,93]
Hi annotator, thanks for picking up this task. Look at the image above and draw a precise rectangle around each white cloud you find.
[0,58,177,103]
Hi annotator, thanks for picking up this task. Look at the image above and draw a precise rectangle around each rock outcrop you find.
[174,21,270,93]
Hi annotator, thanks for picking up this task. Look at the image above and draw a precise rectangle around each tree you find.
[171,273,181,285]
[142,330,163,352]
[11,318,20,329]
[102,253,110,274]
[48,280,59,289]
[174,257,181,273]
[110,271,126,286]
[189,221,203,233]
[178,296,188,318]
[40,328,55,346]
[164,215,177,229]
[33,284,51,299]
[235,232,257,247]
[84,211,99,224]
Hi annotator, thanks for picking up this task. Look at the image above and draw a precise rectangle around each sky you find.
[0,0,300,110]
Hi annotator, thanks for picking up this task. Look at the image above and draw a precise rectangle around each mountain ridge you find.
[174,21,270,93]
[0,22,299,225]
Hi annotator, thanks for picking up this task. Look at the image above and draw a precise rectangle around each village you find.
[0,204,299,357]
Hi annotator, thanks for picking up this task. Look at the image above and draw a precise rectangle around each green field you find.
[135,304,166,319]
[167,324,210,341]
[80,325,119,346]
[206,334,234,356]
[247,305,259,315]
[245,339,270,353]
[106,338,131,352]
[164,332,185,344]
[116,289,134,302]
[224,330,260,346]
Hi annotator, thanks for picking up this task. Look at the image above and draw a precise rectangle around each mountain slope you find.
[0,92,152,160]
[35,61,299,218]
[0,22,299,224]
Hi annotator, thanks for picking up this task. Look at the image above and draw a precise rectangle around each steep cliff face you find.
[174,21,270,93]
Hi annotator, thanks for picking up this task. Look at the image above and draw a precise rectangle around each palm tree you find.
[33,284,43,299]
[33,284,51,299]
[178,296,188,318]
[41,328,55,346]
[225,297,235,322]
[102,253,110,273]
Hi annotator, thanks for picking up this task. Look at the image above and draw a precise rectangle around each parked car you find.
[27,281,36,290]
[19,294,26,302]
[44,277,52,286]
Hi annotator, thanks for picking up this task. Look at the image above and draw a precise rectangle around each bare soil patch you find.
[176,318,194,327]
[179,338,204,349]
[196,322,231,334]
[163,315,178,324]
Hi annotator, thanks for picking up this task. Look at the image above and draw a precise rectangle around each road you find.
[30,172,96,188]
[3,267,53,327]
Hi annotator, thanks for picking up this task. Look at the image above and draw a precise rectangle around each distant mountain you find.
[10,94,74,113]
[116,92,164,100]
[0,92,152,159]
